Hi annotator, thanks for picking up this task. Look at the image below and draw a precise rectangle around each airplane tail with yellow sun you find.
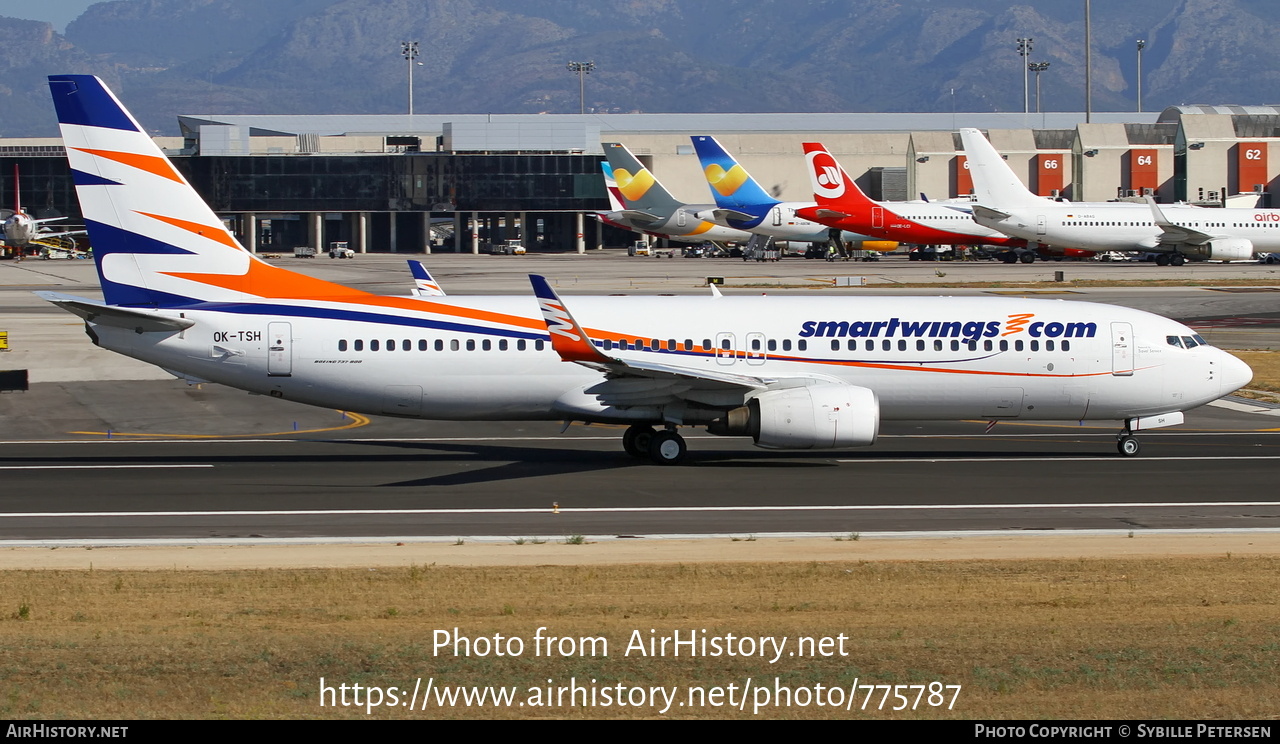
[691,135,777,213]
[600,142,689,217]
[48,74,362,309]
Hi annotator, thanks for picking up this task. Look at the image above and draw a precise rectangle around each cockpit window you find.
[1182,336,1198,349]
[1166,335,1184,348]
[1193,334,1209,347]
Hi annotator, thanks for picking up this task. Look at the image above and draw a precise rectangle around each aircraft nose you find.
[1219,351,1253,397]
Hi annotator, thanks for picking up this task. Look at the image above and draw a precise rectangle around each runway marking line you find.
[66,411,372,439]
[3,500,1279,519]
[0,464,213,471]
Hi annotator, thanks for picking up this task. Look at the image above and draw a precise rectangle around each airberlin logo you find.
[797,313,1098,341]
[806,149,845,199]
[1252,213,1280,222]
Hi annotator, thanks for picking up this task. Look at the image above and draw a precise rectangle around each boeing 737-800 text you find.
[41,75,1251,463]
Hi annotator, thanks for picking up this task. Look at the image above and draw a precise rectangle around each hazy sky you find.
[0,0,99,32]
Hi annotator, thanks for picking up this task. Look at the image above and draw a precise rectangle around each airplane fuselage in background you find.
[974,203,1280,260]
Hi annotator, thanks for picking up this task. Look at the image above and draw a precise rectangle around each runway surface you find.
[1,405,1277,542]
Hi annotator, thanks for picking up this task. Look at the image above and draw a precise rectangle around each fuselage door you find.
[745,332,767,365]
[267,321,292,377]
[1111,322,1133,376]
[772,206,783,226]
[1036,215,1047,236]
[715,332,737,366]
[872,206,884,229]
[676,209,687,227]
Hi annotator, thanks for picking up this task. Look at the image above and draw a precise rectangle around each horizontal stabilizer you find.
[36,292,195,332]
[815,208,851,220]
[971,204,1012,222]
[702,208,756,223]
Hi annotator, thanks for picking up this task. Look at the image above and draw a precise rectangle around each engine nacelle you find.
[711,384,879,449]
[1181,238,1254,262]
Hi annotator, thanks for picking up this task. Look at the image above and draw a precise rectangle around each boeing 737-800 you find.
[41,75,1251,464]
[960,128,1277,266]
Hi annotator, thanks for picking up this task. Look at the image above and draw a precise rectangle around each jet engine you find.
[1180,238,1254,262]
[709,384,879,449]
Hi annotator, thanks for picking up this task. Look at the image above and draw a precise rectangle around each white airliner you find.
[960,127,1278,266]
[40,75,1251,463]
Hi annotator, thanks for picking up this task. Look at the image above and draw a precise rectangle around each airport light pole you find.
[1084,0,1092,123]
[567,61,595,114]
[1030,62,1050,113]
[1136,39,1146,112]
[1017,37,1033,114]
[401,41,419,115]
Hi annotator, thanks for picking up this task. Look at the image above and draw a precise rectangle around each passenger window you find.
[450,339,460,351]
[482,339,492,351]
[535,340,545,351]
[371,339,380,351]
[418,340,427,351]
[882,340,891,351]
[782,339,792,351]
[1046,340,1055,351]
[1015,340,1024,351]
[702,339,712,350]
[984,340,993,351]
[1030,340,1039,351]
[847,340,856,351]
[831,340,840,351]
[916,340,925,351]
[668,339,676,351]
[767,339,777,351]
[354,340,363,351]
[604,340,614,351]
[798,340,807,351]
[499,339,508,351]
[466,340,476,351]
[752,338,762,351]
[338,339,347,352]
[1062,340,1070,351]
[517,339,526,351]
[435,339,444,351]
[934,340,943,351]
[386,339,394,351]
[402,339,411,351]
[951,340,960,351]
[999,340,1008,351]
[898,340,906,351]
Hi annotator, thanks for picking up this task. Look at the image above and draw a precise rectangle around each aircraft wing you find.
[1147,197,1213,245]
[36,292,195,332]
[529,275,774,397]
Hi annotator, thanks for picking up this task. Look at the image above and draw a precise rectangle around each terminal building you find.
[3,105,1280,255]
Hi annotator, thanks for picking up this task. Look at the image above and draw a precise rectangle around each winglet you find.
[408,260,446,296]
[529,275,614,364]
[1145,196,1173,227]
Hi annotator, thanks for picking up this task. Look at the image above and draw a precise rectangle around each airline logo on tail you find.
[705,163,750,198]
[529,275,611,364]
[613,166,656,203]
[690,136,775,208]
[806,147,845,199]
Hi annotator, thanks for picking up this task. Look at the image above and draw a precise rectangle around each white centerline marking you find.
[0,464,214,471]
[2,501,1278,518]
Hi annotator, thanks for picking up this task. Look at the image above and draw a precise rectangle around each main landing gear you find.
[1116,421,1141,457]
[623,424,688,465]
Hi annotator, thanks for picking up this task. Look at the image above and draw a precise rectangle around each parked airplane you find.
[960,128,1274,266]
[41,75,1251,464]
[689,135,896,253]
[796,142,1026,253]
[597,143,754,245]
[2,165,83,257]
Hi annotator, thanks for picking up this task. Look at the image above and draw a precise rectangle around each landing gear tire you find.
[1001,252,1018,264]
[1019,252,1035,263]
[1170,254,1186,266]
[1155,254,1170,266]
[622,424,656,459]
[648,430,687,465]
[1117,436,1141,457]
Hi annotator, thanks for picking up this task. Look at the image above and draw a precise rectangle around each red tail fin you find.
[802,142,879,216]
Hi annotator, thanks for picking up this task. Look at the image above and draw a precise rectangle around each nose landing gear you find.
[1116,420,1141,457]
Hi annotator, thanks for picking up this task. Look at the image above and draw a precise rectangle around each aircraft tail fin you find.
[48,74,364,308]
[957,128,1043,209]
[600,161,627,212]
[802,142,877,215]
[408,260,446,297]
[691,135,776,210]
[601,142,684,215]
